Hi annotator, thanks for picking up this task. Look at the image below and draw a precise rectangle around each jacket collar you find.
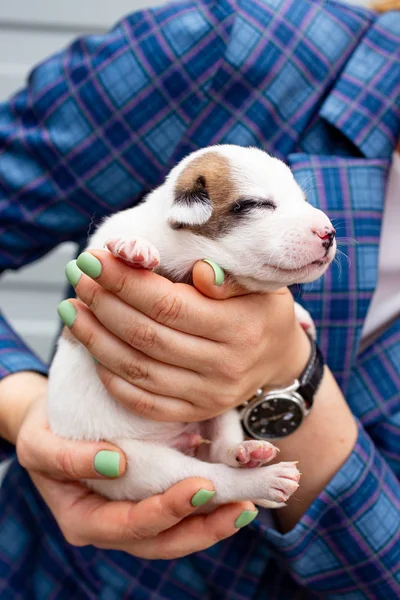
[319,10,400,159]
[171,2,400,163]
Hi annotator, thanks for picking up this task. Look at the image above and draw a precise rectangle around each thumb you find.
[192,260,250,299]
[17,426,127,482]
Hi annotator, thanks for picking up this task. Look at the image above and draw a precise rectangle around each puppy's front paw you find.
[105,237,160,269]
[234,440,278,468]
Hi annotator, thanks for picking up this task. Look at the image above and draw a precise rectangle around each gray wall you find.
[0,0,163,363]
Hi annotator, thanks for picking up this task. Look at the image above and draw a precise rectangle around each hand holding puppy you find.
[0,372,257,559]
[64,252,310,423]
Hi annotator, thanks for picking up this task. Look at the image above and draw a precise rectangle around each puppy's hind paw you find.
[267,461,301,504]
[255,461,301,508]
[105,237,160,270]
[235,440,278,468]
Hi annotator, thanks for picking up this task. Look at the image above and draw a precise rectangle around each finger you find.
[59,300,211,417]
[17,406,126,481]
[70,270,218,372]
[192,260,250,299]
[95,363,205,422]
[74,250,237,341]
[35,474,219,546]
[127,501,258,559]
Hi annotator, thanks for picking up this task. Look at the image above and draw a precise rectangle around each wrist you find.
[269,322,311,389]
[0,371,48,444]
[242,326,321,440]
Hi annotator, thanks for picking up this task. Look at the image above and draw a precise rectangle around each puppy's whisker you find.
[334,248,351,269]
[333,256,342,278]
[298,173,316,190]
[336,237,358,246]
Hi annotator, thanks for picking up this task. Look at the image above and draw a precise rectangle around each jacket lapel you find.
[287,153,390,392]
[318,10,400,159]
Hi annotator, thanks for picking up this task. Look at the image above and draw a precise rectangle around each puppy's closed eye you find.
[230,197,277,215]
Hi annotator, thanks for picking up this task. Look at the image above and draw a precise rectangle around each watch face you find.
[243,396,304,439]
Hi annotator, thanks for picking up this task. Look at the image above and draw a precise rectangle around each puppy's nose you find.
[314,227,336,249]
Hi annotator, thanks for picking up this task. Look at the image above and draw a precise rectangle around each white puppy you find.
[48,145,336,508]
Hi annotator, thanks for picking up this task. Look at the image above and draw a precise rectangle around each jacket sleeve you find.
[266,321,400,598]
[0,0,225,459]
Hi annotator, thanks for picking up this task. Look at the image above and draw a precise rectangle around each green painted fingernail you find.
[92,356,99,364]
[65,260,82,287]
[76,252,102,279]
[203,259,225,286]
[94,451,120,478]
[191,489,216,507]
[234,510,259,529]
[57,300,77,328]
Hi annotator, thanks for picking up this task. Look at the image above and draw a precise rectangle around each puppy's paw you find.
[294,302,316,339]
[234,440,278,468]
[261,461,301,505]
[105,237,160,270]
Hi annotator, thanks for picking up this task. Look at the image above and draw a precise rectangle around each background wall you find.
[0,0,373,364]
[0,0,163,363]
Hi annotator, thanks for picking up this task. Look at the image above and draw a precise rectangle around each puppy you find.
[48,145,336,508]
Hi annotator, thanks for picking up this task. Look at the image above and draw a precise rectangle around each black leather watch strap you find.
[296,336,325,409]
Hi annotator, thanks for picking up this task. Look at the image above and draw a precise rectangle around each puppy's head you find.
[165,145,336,291]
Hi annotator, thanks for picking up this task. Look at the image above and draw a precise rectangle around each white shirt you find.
[362,152,400,341]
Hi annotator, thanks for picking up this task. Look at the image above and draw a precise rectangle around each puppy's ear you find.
[167,175,212,229]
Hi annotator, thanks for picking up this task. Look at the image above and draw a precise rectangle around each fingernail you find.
[65,260,82,287]
[234,510,259,529]
[57,300,77,328]
[203,259,225,286]
[76,252,102,279]
[94,451,120,478]
[191,489,216,507]
[92,356,99,364]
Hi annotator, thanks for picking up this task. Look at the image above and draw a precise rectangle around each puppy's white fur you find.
[48,145,335,508]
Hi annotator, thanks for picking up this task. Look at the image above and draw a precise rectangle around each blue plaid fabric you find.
[1,0,400,597]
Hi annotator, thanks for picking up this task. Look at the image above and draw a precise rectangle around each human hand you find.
[59,250,311,422]
[16,394,256,559]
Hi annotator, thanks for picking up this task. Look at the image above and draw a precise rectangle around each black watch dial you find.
[243,397,304,439]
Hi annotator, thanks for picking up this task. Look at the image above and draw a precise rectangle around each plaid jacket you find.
[1,0,400,598]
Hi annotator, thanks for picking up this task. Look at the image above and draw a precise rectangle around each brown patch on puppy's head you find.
[168,152,238,238]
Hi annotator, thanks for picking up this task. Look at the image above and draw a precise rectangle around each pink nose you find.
[313,227,336,248]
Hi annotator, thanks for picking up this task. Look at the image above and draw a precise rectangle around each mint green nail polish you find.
[65,260,82,287]
[203,259,225,286]
[234,510,259,529]
[94,451,120,478]
[92,356,99,364]
[57,300,77,328]
[191,489,216,507]
[76,252,102,279]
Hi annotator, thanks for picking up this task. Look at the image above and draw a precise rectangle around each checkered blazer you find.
[1,0,400,598]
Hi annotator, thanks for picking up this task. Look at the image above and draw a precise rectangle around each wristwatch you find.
[241,337,324,440]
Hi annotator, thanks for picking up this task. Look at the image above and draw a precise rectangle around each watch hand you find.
[264,412,289,422]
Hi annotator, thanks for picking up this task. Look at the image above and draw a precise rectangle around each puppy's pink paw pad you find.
[105,238,160,270]
[235,440,278,468]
